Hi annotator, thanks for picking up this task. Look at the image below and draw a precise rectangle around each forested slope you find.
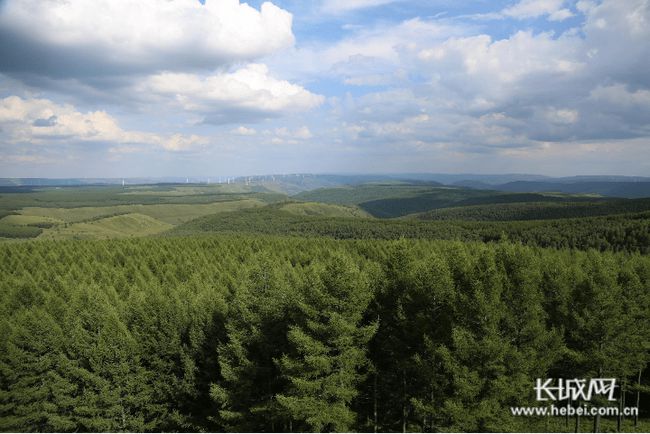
[493,181,650,198]
[1,235,649,432]
[294,183,611,218]
[173,207,650,253]
[412,198,650,221]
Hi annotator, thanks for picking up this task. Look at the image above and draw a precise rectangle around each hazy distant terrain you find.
[2,178,649,252]
[4,174,650,197]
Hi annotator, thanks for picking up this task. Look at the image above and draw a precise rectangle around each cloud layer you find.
[0,0,294,76]
[502,0,574,21]
[0,96,207,152]
[0,0,649,176]
[322,0,398,14]
[324,0,650,153]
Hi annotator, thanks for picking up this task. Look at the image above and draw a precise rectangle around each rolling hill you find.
[18,198,265,225]
[169,206,650,254]
[412,198,650,221]
[0,184,280,240]
[292,183,446,206]
[38,213,173,240]
[278,202,371,218]
[294,183,609,218]
[480,180,650,198]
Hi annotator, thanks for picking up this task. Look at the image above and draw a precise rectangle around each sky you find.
[0,0,649,178]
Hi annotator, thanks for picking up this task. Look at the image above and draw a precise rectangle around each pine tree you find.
[211,252,297,431]
[404,251,456,432]
[438,245,561,432]
[276,253,377,432]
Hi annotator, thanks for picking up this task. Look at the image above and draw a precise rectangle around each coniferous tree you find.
[211,253,297,431]
[276,253,377,432]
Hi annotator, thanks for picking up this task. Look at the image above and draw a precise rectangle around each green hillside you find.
[0,184,285,211]
[279,201,371,218]
[0,185,277,240]
[294,183,605,218]
[171,206,650,253]
[2,181,650,432]
[19,198,264,225]
[293,183,446,206]
[38,213,173,240]
[412,198,650,221]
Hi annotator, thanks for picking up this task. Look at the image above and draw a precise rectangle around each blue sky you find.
[0,0,649,178]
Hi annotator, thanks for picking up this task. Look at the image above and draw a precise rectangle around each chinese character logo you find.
[535,378,617,402]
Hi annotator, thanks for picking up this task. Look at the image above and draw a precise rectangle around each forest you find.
[1,182,649,432]
[174,207,650,254]
[1,235,649,432]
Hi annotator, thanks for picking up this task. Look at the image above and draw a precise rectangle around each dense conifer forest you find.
[1,235,649,432]
[1,183,649,432]
[174,207,650,254]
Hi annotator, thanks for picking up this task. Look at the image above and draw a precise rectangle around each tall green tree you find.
[211,252,297,431]
[276,253,377,432]
[438,245,561,432]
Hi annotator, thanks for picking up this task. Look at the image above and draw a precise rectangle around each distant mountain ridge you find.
[2,174,649,198]
[484,181,650,199]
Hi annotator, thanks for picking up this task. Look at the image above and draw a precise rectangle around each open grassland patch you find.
[20,198,265,225]
[118,184,255,196]
[38,213,173,240]
[279,202,372,218]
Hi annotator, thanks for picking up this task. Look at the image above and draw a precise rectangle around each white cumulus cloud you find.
[0,0,295,76]
[502,0,574,21]
[0,96,207,152]
[139,64,324,123]
[231,126,258,136]
[417,30,583,95]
